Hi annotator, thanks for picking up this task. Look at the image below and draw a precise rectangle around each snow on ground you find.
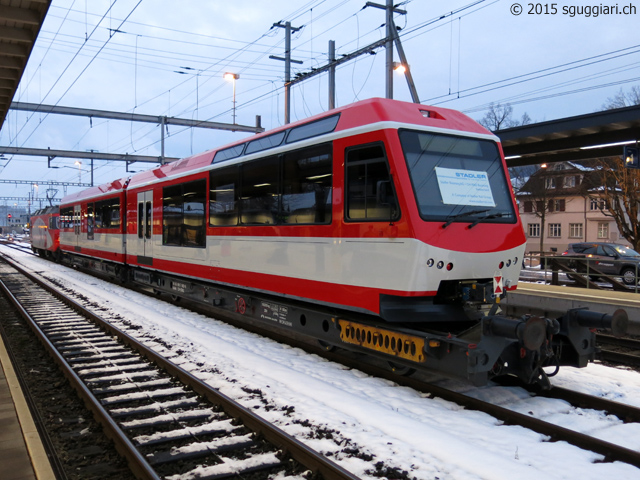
[3,244,640,479]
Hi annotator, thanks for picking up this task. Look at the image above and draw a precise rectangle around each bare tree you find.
[516,167,555,252]
[478,103,533,131]
[601,85,640,109]
[519,112,533,125]
[589,85,640,249]
[591,157,640,250]
[479,103,514,131]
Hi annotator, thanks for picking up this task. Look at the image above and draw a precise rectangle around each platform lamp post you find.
[224,72,239,124]
[74,160,82,182]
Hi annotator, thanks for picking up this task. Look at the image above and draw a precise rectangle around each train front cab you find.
[30,206,61,259]
[333,114,624,387]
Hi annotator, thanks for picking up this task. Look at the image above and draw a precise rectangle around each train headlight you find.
[499,261,504,269]
[437,261,444,269]
[446,262,453,271]
[506,259,512,267]
[427,258,434,267]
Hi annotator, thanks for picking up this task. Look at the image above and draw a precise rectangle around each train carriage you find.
[119,98,524,318]
[54,97,626,386]
[59,179,127,275]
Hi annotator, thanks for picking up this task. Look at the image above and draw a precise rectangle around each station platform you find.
[0,331,55,480]
[505,282,640,335]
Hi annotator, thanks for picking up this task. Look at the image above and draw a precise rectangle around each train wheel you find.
[387,361,416,376]
[170,294,181,302]
[317,340,336,351]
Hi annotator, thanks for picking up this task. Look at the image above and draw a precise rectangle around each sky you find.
[1,0,640,204]
[4,242,640,479]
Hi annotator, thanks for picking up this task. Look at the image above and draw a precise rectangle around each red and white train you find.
[37,98,626,386]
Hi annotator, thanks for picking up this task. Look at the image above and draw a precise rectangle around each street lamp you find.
[224,72,239,124]
[393,62,407,74]
[74,160,82,182]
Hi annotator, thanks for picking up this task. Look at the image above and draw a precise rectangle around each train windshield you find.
[399,130,516,225]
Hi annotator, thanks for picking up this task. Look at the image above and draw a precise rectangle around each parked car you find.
[562,242,640,285]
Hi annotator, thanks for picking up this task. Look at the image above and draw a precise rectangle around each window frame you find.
[344,141,400,223]
[569,222,583,239]
[548,223,562,238]
[597,222,609,239]
[209,142,334,227]
[162,179,207,248]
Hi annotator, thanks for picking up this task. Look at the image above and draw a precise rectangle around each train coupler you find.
[563,308,628,337]
[484,315,559,351]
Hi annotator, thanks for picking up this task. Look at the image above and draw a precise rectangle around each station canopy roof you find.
[497,103,640,167]
[0,0,51,129]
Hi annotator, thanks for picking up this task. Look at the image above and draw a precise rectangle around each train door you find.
[137,191,153,263]
[73,204,81,247]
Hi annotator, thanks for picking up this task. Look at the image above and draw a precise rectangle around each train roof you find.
[62,97,494,203]
[61,177,129,205]
[32,205,59,216]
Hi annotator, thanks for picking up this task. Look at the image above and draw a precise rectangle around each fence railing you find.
[522,252,639,293]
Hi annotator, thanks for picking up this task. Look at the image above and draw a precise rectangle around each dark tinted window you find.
[182,181,206,246]
[95,198,120,229]
[60,207,73,229]
[213,144,245,163]
[210,166,239,226]
[282,144,332,224]
[138,202,145,239]
[287,114,340,143]
[245,132,286,155]
[241,156,279,224]
[87,203,94,240]
[345,144,399,221]
[162,179,206,247]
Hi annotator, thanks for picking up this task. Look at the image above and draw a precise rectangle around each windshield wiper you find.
[442,209,491,229]
[468,212,509,229]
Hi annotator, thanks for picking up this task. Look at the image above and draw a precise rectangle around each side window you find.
[110,201,121,229]
[282,144,332,224]
[163,184,184,245]
[181,183,204,246]
[162,180,206,247]
[345,143,399,222]
[94,202,103,229]
[74,207,81,235]
[138,202,144,239]
[87,203,94,240]
[145,201,152,239]
[240,156,279,225]
[210,166,239,226]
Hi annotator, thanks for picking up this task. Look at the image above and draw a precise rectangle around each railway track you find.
[597,333,640,367]
[0,239,35,255]
[4,250,640,473]
[0,257,359,480]
[328,351,640,469]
